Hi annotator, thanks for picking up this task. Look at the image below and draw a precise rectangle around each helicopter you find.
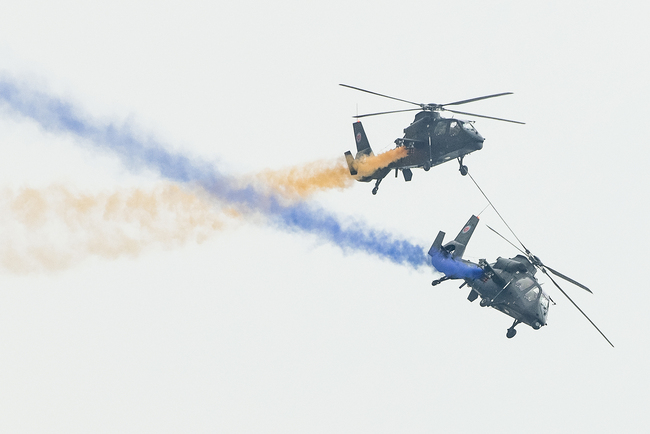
[428,214,614,346]
[341,84,524,195]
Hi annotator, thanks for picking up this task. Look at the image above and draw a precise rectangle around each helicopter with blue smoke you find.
[429,215,614,347]
[340,84,524,195]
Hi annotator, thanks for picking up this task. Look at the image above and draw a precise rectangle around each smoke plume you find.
[354,147,408,178]
[429,249,484,280]
[0,78,429,269]
[0,184,230,273]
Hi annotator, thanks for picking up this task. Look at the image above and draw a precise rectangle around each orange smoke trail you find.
[353,147,409,178]
[256,147,409,199]
[0,147,408,272]
[257,159,354,198]
[0,184,237,273]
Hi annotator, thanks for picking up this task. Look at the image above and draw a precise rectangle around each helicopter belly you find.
[468,279,501,300]
[433,145,482,166]
[492,304,527,324]
[492,305,544,330]
[469,278,545,330]
[397,141,483,169]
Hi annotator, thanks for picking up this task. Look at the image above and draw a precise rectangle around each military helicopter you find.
[341,84,524,195]
[428,215,614,347]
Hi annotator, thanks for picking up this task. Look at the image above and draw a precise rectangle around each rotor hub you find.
[423,103,442,111]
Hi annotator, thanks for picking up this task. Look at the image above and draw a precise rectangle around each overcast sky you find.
[0,1,648,432]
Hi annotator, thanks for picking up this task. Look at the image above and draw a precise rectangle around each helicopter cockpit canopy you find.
[524,286,540,302]
[431,119,480,138]
[462,121,478,133]
[513,276,541,302]
[514,276,535,292]
[540,293,550,311]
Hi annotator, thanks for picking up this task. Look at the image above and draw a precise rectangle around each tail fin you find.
[429,215,479,259]
[428,216,484,280]
[344,121,374,176]
[446,215,479,259]
[352,121,373,157]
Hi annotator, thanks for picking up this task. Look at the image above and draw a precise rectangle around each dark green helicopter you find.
[341,84,524,195]
[428,215,614,347]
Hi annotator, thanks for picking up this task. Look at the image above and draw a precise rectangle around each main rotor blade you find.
[487,225,593,293]
[542,269,614,347]
[353,108,421,118]
[545,265,593,294]
[486,225,526,255]
[339,84,421,107]
[442,92,514,107]
[444,108,525,124]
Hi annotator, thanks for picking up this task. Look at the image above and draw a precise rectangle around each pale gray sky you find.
[0,1,648,432]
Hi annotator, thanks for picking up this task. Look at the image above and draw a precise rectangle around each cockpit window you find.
[524,286,540,302]
[540,294,550,310]
[434,122,447,136]
[462,121,477,133]
[514,277,535,292]
[449,121,460,136]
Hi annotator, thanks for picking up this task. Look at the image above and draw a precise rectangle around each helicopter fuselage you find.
[341,84,523,194]
[467,255,551,331]
[429,214,612,344]
[394,111,484,170]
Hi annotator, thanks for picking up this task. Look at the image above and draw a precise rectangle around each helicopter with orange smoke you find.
[341,84,524,195]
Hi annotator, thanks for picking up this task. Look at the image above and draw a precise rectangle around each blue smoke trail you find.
[0,78,428,268]
[429,250,484,279]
